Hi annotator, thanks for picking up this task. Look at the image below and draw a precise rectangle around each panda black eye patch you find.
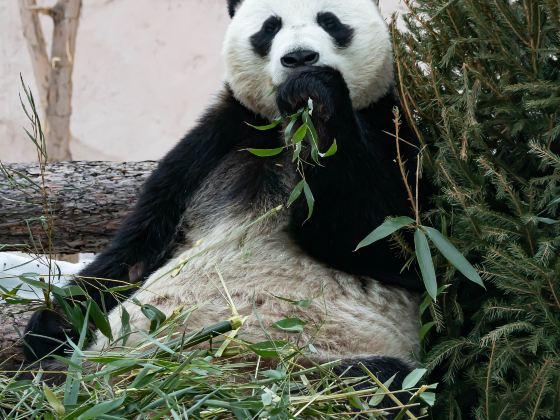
[250,16,282,57]
[317,12,355,48]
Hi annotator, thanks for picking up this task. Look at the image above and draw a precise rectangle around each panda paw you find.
[276,66,353,123]
[23,308,77,362]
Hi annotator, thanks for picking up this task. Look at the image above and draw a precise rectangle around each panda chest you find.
[181,150,296,244]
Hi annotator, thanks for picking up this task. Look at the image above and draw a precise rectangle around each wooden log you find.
[0,304,36,371]
[0,161,156,254]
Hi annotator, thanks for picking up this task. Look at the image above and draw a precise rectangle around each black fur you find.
[277,66,422,290]
[227,0,242,18]
[23,309,78,361]
[250,16,282,57]
[335,356,421,418]
[24,68,423,361]
[317,12,355,48]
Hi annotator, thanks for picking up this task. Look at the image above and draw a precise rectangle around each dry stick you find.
[518,359,553,406]
[390,23,425,150]
[392,108,420,225]
[394,385,429,420]
[390,22,436,175]
[415,153,421,225]
[485,340,496,419]
[530,379,548,420]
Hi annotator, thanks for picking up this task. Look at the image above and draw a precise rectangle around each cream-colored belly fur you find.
[89,212,420,362]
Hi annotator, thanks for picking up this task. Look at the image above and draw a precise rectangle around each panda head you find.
[223,0,394,120]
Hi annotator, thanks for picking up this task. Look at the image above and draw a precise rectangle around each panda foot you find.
[23,308,78,362]
[17,359,70,386]
[334,356,422,419]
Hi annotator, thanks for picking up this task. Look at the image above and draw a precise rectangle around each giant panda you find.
[25,0,424,403]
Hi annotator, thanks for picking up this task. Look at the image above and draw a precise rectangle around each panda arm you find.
[279,67,423,291]
[73,91,261,310]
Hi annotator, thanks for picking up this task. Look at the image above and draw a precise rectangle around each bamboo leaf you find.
[420,322,436,341]
[287,180,305,207]
[273,317,306,333]
[89,300,113,341]
[141,304,167,333]
[421,392,437,407]
[249,340,290,357]
[423,227,485,289]
[536,217,559,225]
[272,294,313,308]
[292,142,302,162]
[355,216,415,251]
[303,181,315,222]
[77,396,126,419]
[17,274,66,296]
[246,119,282,131]
[63,303,91,406]
[292,124,308,144]
[320,140,338,158]
[43,384,65,417]
[262,369,286,380]
[402,368,428,389]
[415,229,438,300]
[284,115,299,144]
[246,147,285,157]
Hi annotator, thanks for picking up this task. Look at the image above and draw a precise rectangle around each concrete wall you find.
[0,0,405,163]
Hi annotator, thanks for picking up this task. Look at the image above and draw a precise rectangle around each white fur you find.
[90,209,419,362]
[223,0,394,119]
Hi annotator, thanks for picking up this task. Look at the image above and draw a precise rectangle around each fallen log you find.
[0,161,155,370]
[0,303,37,372]
[0,161,156,254]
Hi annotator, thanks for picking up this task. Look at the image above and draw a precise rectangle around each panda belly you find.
[88,152,420,361]
[89,210,420,362]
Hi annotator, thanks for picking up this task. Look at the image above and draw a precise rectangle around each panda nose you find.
[281,50,320,68]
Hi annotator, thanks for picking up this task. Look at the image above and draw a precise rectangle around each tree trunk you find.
[45,0,82,161]
[0,161,156,254]
[19,0,50,110]
[19,0,82,161]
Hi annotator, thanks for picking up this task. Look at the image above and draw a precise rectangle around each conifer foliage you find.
[393,1,559,418]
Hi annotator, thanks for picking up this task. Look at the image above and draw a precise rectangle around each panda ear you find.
[228,0,243,18]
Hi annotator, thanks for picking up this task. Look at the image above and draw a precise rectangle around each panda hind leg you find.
[334,356,422,418]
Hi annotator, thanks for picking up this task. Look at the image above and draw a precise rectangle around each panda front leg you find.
[23,92,258,363]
